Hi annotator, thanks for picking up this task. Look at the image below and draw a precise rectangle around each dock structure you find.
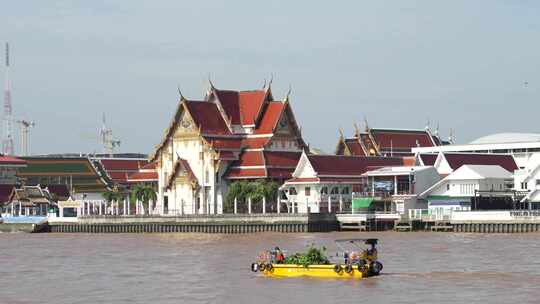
[336,213,400,231]
[47,213,339,234]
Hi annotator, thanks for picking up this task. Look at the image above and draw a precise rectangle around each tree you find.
[102,188,124,215]
[102,189,123,203]
[224,180,280,213]
[130,184,157,215]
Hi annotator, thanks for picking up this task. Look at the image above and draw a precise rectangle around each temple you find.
[151,82,306,215]
[335,124,446,157]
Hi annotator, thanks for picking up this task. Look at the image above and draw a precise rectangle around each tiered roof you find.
[286,152,404,184]
[127,162,158,183]
[18,157,110,193]
[97,158,148,184]
[439,153,518,172]
[152,83,306,181]
[336,127,443,157]
[0,155,26,167]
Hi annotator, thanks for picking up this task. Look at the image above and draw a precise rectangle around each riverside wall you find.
[47,213,339,234]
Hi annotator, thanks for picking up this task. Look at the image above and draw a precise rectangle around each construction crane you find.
[16,119,35,156]
[99,113,121,157]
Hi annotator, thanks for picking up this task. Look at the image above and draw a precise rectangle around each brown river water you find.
[1,231,540,304]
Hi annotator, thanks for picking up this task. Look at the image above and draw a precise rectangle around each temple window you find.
[305,187,311,196]
[331,187,339,194]
[341,187,349,194]
[320,187,328,195]
[289,187,297,195]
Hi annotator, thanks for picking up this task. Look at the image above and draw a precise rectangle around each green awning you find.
[352,198,374,209]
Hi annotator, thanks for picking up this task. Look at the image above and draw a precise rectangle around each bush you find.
[284,244,330,267]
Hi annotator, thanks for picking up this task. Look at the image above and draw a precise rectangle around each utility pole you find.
[17,119,35,156]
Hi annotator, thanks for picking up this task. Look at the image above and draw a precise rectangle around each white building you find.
[413,133,540,203]
[280,152,403,213]
[151,83,306,215]
[361,166,441,214]
[419,165,514,213]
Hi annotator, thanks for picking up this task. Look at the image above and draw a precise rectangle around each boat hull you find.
[262,264,366,279]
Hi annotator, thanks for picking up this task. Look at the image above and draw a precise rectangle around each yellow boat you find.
[261,264,369,279]
[251,238,382,279]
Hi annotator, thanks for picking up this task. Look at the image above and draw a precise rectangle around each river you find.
[1,232,539,304]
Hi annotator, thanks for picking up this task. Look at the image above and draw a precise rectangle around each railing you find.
[407,209,451,222]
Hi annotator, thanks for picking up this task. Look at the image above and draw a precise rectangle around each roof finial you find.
[284,84,292,102]
[208,74,215,89]
[269,73,273,86]
[262,78,267,89]
[448,129,455,144]
[425,117,431,131]
[354,123,361,137]
[177,85,186,101]
[338,127,344,139]
[363,116,370,132]
[434,122,440,136]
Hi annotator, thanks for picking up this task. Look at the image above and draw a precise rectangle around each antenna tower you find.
[2,42,14,155]
[99,113,121,157]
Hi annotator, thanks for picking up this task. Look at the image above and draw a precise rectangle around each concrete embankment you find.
[47,214,339,234]
[0,222,48,233]
[452,222,540,233]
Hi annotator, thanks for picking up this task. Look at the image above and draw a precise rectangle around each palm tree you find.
[131,184,157,215]
[102,189,123,215]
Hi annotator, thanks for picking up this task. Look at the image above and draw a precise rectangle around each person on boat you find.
[366,243,378,262]
[274,247,285,264]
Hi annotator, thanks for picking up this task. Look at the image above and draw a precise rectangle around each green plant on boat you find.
[284,244,330,267]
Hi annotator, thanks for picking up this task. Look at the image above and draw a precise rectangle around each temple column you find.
[394,176,398,195]
[339,195,343,213]
[262,197,266,214]
[234,197,237,214]
[248,197,252,214]
[277,193,280,214]
[328,195,332,213]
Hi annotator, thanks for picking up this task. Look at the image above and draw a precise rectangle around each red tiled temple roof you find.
[263,151,301,167]
[344,138,366,156]
[128,171,158,182]
[442,153,518,172]
[254,102,285,134]
[218,151,237,160]
[371,129,434,150]
[226,168,266,178]
[141,162,156,170]
[239,91,267,125]
[100,159,146,171]
[307,155,403,176]
[185,101,231,135]
[204,136,242,150]
[213,89,267,126]
[242,137,271,149]
[419,153,438,166]
[153,85,306,183]
[0,155,26,166]
[231,151,265,167]
[108,172,129,182]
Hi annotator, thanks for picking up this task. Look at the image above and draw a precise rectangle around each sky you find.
[1,0,539,155]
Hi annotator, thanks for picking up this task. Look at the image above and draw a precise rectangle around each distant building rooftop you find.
[469,133,540,145]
